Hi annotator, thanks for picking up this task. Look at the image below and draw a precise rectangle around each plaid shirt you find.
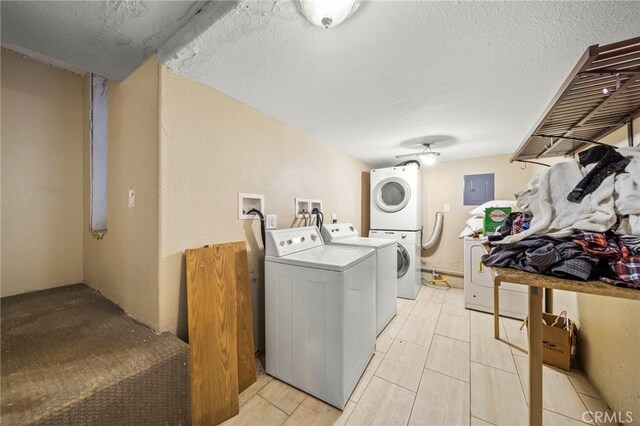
[620,236,640,256]
[482,236,599,281]
[571,230,640,289]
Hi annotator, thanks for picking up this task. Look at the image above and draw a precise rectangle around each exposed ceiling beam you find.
[158,1,240,67]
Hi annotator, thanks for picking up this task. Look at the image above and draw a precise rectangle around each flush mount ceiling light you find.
[395,143,442,166]
[296,0,361,29]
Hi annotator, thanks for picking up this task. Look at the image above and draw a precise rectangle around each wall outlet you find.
[331,213,337,223]
[128,188,135,209]
[444,203,451,213]
[266,214,277,230]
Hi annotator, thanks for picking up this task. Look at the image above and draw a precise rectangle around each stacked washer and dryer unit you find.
[369,164,422,300]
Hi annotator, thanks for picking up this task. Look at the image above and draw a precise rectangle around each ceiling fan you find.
[395,143,441,165]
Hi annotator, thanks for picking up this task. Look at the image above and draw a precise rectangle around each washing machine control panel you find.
[266,226,324,257]
[320,223,359,242]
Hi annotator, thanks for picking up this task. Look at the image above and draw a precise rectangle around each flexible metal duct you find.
[422,211,444,250]
[394,159,421,168]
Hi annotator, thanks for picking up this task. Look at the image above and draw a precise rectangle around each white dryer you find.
[321,223,397,335]
[369,230,421,300]
[265,226,376,409]
[463,237,541,319]
[370,164,421,231]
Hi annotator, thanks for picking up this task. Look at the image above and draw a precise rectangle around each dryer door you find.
[374,177,411,213]
[397,243,411,278]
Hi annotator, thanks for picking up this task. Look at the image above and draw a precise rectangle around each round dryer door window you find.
[374,177,411,213]
[397,243,410,278]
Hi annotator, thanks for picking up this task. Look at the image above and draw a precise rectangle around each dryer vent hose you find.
[394,159,421,168]
[422,212,444,250]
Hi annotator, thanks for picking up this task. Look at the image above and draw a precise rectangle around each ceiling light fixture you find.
[420,154,438,166]
[395,143,441,166]
[418,145,441,165]
[296,0,361,29]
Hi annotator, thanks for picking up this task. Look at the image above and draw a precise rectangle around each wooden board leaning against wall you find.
[186,241,257,426]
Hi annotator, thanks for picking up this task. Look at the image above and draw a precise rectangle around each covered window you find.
[89,73,108,237]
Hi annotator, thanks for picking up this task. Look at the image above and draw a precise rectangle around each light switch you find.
[444,204,451,213]
[128,188,135,208]
[266,215,277,230]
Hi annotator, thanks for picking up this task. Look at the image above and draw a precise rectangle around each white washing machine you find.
[369,230,421,300]
[321,223,397,335]
[265,226,376,409]
[370,164,421,231]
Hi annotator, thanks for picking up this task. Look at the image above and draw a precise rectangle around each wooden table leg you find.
[494,280,501,339]
[528,286,543,426]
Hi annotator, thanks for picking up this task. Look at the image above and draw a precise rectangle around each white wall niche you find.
[295,198,310,219]
[310,199,323,217]
[239,193,265,220]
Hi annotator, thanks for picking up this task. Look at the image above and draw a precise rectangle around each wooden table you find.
[492,267,640,426]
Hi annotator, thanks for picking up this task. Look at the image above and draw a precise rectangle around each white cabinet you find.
[464,237,533,320]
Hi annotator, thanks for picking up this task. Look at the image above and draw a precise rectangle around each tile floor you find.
[223,286,619,426]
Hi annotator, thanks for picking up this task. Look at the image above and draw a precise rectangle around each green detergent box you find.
[483,207,511,234]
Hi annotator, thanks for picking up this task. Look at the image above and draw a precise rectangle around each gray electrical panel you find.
[464,173,494,205]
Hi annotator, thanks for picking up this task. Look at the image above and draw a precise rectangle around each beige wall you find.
[1,50,83,296]
[157,66,370,344]
[420,154,533,281]
[578,295,640,418]
[83,56,160,329]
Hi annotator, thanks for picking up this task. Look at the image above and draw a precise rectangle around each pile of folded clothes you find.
[482,145,640,289]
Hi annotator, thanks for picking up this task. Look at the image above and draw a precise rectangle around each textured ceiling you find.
[1,0,206,81]
[160,1,640,166]
[3,1,638,164]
